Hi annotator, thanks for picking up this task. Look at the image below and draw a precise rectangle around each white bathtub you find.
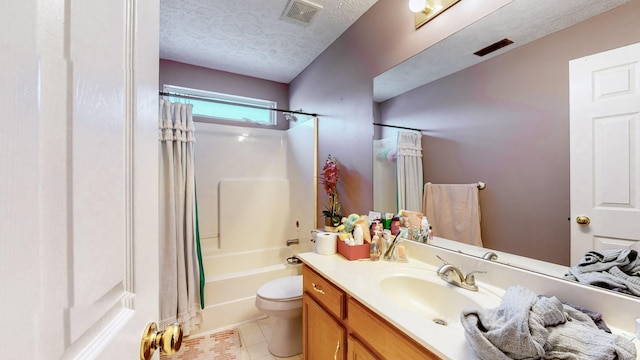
[194,246,306,335]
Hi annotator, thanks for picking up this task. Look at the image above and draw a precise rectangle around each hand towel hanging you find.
[423,182,483,247]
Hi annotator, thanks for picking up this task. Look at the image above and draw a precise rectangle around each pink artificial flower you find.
[321,155,340,196]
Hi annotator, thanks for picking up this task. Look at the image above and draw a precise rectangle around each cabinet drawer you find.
[348,297,441,360]
[303,265,345,319]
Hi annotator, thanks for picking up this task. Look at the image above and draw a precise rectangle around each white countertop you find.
[298,244,640,360]
[297,251,495,360]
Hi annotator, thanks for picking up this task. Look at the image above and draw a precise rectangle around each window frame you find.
[162,85,277,126]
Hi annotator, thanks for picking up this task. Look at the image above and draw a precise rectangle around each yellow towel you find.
[423,183,483,247]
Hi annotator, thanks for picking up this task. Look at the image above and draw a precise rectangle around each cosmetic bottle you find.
[420,216,430,242]
[396,240,409,262]
[381,230,391,255]
[353,225,364,245]
[390,216,401,235]
[370,231,381,261]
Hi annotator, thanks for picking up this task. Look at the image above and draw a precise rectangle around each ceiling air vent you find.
[281,0,323,27]
[474,38,514,57]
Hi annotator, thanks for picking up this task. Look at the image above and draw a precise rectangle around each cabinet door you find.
[348,298,441,359]
[303,295,346,360]
[348,335,379,360]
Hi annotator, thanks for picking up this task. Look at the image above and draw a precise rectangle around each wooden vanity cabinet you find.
[303,265,346,359]
[302,265,441,360]
[347,298,440,360]
[303,295,346,360]
[347,335,378,360]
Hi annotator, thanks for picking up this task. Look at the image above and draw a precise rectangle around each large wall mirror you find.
[372,0,640,298]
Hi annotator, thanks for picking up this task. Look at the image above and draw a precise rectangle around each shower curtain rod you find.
[159,91,318,117]
[372,122,425,132]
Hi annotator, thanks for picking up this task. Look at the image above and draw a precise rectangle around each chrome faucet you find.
[435,255,485,292]
[482,251,498,261]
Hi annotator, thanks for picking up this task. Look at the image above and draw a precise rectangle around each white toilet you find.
[255,275,303,357]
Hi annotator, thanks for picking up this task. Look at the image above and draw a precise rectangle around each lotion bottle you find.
[353,225,364,245]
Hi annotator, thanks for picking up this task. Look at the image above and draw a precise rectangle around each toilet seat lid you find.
[257,275,303,300]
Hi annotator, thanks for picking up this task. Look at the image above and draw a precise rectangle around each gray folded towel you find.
[565,249,640,295]
[461,286,637,360]
[552,298,611,333]
[577,249,635,272]
[544,305,637,359]
[566,265,640,296]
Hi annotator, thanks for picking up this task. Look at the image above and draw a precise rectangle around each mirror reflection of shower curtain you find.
[396,131,423,212]
[158,99,204,335]
[373,138,398,213]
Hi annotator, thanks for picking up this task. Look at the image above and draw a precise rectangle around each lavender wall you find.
[289,0,513,230]
[289,32,374,222]
[289,0,451,221]
[159,60,290,130]
[379,1,640,265]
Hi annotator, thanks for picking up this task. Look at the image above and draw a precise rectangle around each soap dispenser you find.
[370,231,381,261]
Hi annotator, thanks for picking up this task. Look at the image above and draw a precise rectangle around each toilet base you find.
[267,315,302,357]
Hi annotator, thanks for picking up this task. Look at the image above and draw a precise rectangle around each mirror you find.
[372,0,640,297]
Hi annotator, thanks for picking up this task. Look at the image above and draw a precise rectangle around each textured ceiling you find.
[159,0,633,99]
[373,0,633,101]
[160,0,378,84]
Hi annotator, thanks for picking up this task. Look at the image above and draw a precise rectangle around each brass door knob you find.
[576,216,590,225]
[140,322,183,360]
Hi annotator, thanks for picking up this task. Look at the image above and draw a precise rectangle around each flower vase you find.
[324,216,338,232]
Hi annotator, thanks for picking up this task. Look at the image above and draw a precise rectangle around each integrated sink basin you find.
[369,266,503,328]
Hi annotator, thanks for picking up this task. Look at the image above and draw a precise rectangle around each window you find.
[163,85,277,126]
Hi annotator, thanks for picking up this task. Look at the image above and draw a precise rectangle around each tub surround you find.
[297,239,640,359]
[190,122,315,335]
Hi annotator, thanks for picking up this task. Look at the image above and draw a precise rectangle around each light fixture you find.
[408,0,427,12]
[409,0,462,29]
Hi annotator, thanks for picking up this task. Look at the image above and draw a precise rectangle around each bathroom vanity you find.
[298,239,640,360]
[302,264,440,359]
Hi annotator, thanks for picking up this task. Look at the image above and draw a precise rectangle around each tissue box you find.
[337,241,370,261]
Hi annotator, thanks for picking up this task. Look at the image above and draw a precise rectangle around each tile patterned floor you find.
[161,317,303,360]
[238,317,303,360]
[160,329,241,360]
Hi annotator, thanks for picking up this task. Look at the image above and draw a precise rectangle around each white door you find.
[1,1,161,359]
[569,42,640,264]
